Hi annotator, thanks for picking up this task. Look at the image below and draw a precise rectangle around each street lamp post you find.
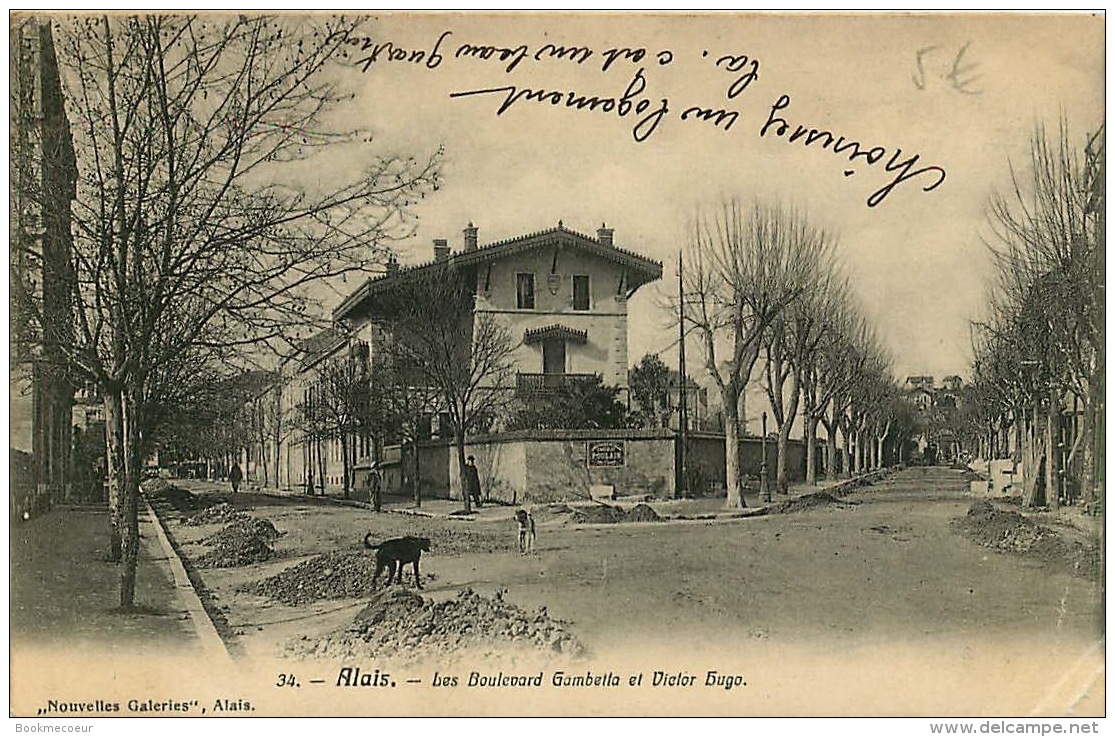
[761,411,771,504]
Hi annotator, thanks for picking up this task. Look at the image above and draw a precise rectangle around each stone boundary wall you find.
[403,430,822,504]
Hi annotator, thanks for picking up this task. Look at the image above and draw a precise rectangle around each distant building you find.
[908,387,934,412]
[904,373,966,463]
[903,374,964,411]
[904,375,935,391]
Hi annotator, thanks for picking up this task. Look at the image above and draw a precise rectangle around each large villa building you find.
[257,221,663,496]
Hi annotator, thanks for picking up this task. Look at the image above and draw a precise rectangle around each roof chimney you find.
[433,238,449,262]
[597,223,614,247]
[463,222,478,252]
[385,253,399,276]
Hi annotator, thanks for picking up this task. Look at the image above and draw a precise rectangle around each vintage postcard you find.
[9,11,1105,720]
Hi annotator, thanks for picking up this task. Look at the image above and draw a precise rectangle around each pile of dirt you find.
[285,587,584,665]
[570,503,661,524]
[185,502,248,526]
[770,492,858,514]
[626,503,662,522]
[139,478,172,495]
[951,501,1099,578]
[203,517,280,546]
[196,518,280,568]
[241,550,385,605]
[144,482,210,513]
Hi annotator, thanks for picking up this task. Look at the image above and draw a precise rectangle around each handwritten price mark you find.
[913,42,982,95]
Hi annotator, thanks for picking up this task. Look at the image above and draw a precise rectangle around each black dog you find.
[363,533,431,589]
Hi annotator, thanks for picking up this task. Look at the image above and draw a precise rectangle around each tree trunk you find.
[722,386,746,509]
[839,423,853,478]
[102,388,124,563]
[826,424,838,480]
[409,440,422,508]
[119,387,141,611]
[805,414,819,486]
[855,427,866,474]
[341,429,351,500]
[1080,379,1099,511]
[261,432,271,487]
[774,424,787,494]
[316,436,327,496]
[1022,408,1045,508]
[455,429,472,514]
[1047,389,1060,511]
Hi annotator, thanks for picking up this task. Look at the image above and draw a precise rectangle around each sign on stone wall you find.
[587,440,626,467]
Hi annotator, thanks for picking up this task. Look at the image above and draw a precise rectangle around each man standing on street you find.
[368,461,383,512]
[464,455,483,508]
[229,462,243,494]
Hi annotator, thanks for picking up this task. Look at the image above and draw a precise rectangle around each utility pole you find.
[677,250,689,498]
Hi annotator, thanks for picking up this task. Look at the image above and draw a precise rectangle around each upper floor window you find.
[516,273,535,309]
[572,275,590,311]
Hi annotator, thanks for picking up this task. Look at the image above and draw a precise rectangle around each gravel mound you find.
[952,501,1099,578]
[203,517,280,546]
[139,478,172,495]
[626,503,661,522]
[145,482,210,513]
[285,587,584,665]
[242,550,384,605]
[196,518,280,568]
[770,492,857,514]
[186,502,249,526]
[570,503,661,524]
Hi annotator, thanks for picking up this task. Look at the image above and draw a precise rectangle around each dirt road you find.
[162,467,1104,716]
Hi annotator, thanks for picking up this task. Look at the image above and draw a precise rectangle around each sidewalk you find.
[9,501,204,656]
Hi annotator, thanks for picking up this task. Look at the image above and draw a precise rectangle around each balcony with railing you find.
[516,372,599,395]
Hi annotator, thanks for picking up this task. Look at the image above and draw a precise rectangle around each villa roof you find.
[334,222,663,322]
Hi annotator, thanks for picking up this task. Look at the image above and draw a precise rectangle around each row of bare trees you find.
[683,200,915,508]
[969,121,1104,510]
[11,15,441,609]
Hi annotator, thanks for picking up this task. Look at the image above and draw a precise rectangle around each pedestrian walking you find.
[229,462,242,494]
[464,455,483,508]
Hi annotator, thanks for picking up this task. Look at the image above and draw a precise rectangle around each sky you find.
[305,11,1104,385]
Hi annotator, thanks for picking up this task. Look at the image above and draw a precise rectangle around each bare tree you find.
[9,14,440,609]
[804,300,868,483]
[685,200,829,509]
[976,120,1103,509]
[365,341,439,508]
[302,343,370,499]
[378,265,517,513]
[761,259,843,492]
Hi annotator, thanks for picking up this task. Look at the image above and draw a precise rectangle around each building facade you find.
[264,222,663,497]
[335,221,662,402]
[10,17,79,515]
